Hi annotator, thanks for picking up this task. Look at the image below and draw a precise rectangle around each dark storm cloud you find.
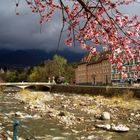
[0,0,139,52]
[0,0,70,52]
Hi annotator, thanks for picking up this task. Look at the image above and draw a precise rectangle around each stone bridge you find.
[0,82,55,90]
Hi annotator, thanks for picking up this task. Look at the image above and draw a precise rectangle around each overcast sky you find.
[0,0,139,52]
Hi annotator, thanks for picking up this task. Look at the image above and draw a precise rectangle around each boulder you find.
[95,123,130,132]
[111,124,130,132]
[101,112,111,120]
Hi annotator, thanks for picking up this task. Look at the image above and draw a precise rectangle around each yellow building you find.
[75,62,87,84]
[75,53,112,85]
[75,51,140,85]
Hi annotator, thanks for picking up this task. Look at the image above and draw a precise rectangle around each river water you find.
[0,89,77,139]
[0,88,140,140]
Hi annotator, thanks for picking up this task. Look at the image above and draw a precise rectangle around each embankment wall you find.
[50,85,140,98]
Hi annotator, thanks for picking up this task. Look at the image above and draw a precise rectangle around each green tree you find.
[6,70,18,82]
[64,62,77,84]
[16,67,31,82]
[0,69,6,82]
[44,60,59,78]
[53,55,67,77]
[28,66,48,82]
[28,55,76,83]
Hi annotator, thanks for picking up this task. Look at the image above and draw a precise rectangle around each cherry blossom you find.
[16,0,140,80]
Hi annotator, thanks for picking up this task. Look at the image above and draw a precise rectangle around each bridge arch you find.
[0,82,53,91]
[24,85,51,91]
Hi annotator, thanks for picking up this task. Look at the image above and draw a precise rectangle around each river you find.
[0,87,140,140]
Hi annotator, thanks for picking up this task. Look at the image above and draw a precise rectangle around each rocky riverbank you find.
[0,90,140,140]
[15,90,140,139]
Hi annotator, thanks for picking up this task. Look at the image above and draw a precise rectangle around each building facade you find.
[75,63,87,84]
[75,53,139,85]
[75,53,112,85]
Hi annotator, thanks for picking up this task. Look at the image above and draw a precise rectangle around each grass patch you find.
[19,89,51,104]
[91,93,140,110]
[119,90,134,100]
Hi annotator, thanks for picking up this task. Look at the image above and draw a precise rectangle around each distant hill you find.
[0,48,86,68]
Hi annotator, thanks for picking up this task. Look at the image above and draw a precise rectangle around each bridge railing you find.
[0,81,56,86]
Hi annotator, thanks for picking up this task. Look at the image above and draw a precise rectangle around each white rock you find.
[24,114,33,119]
[14,111,24,118]
[101,112,111,120]
[111,124,130,132]
[33,114,41,119]
[18,138,24,140]
[71,129,79,133]
[52,137,65,140]
[96,124,111,130]
[130,113,134,116]
[135,114,140,117]
[87,135,96,140]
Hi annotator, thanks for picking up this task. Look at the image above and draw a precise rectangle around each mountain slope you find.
[0,49,86,68]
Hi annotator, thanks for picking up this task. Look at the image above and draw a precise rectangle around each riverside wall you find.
[50,85,140,98]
